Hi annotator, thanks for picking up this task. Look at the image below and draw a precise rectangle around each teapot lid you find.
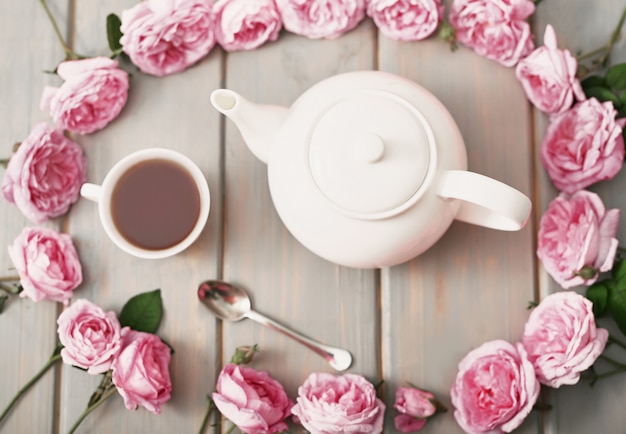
[308,90,434,217]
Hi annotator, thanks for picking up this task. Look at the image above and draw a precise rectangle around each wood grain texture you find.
[55,1,223,433]
[378,20,538,432]
[533,1,626,434]
[0,0,68,433]
[220,20,380,432]
[2,0,625,433]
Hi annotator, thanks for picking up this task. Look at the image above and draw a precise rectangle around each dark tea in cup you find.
[80,148,211,259]
[111,159,201,250]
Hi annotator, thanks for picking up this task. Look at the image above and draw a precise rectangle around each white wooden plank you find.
[0,0,69,432]
[220,21,380,432]
[56,1,223,433]
[533,1,626,433]
[379,25,538,433]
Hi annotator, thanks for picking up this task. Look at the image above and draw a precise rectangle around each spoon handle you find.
[244,310,352,371]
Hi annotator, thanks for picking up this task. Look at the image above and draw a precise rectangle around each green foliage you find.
[581,75,607,89]
[606,63,626,90]
[106,13,123,57]
[581,62,626,118]
[612,258,626,283]
[230,345,259,365]
[595,260,626,336]
[584,86,621,106]
[608,284,626,336]
[118,289,163,333]
[586,281,610,317]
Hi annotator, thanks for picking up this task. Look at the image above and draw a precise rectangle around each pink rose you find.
[40,57,129,134]
[451,340,539,434]
[120,0,216,77]
[522,291,608,388]
[537,191,619,289]
[276,0,366,39]
[8,227,82,305]
[366,0,444,41]
[291,372,385,434]
[449,0,535,67]
[57,299,123,374]
[540,98,625,193]
[1,123,87,224]
[212,363,292,434]
[516,25,585,114]
[214,0,282,51]
[394,386,436,432]
[111,329,172,414]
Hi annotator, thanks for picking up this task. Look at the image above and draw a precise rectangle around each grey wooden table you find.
[1,0,625,433]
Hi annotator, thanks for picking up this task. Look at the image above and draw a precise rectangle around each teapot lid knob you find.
[308,91,434,217]
[355,133,385,163]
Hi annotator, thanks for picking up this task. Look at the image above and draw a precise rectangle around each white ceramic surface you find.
[211,71,531,268]
[80,148,211,259]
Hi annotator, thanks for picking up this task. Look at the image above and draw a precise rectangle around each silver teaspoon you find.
[197,280,353,371]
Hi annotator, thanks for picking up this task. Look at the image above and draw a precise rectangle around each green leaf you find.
[586,281,610,317]
[106,14,123,54]
[612,259,626,284]
[619,90,626,108]
[584,86,621,107]
[606,63,626,90]
[0,294,7,314]
[608,283,626,336]
[581,75,607,90]
[118,289,163,333]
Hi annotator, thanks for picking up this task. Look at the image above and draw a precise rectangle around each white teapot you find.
[210,71,531,268]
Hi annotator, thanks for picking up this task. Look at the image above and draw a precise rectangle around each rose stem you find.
[0,276,20,282]
[577,5,626,70]
[0,353,61,425]
[224,423,237,434]
[197,399,216,434]
[67,386,117,434]
[38,0,82,60]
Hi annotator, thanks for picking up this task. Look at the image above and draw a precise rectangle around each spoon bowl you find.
[198,280,250,321]
[197,280,353,371]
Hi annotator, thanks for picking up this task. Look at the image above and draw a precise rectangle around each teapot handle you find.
[436,170,531,231]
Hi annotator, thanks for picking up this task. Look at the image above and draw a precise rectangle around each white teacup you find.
[80,148,211,259]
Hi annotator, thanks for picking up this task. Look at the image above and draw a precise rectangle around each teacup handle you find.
[80,183,103,203]
[436,170,531,231]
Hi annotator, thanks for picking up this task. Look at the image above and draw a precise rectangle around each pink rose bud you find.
[120,0,216,76]
[292,372,385,434]
[394,386,441,432]
[276,0,367,39]
[40,57,129,134]
[516,25,585,114]
[541,98,625,193]
[212,363,293,434]
[8,226,83,305]
[522,291,608,388]
[537,190,619,289]
[57,299,123,374]
[1,123,87,224]
[366,0,444,42]
[229,344,259,365]
[395,414,427,432]
[449,0,535,67]
[111,329,172,414]
[451,340,539,434]
[214,0,282,51]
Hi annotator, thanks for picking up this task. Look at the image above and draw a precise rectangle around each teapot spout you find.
[210,89,289,164]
